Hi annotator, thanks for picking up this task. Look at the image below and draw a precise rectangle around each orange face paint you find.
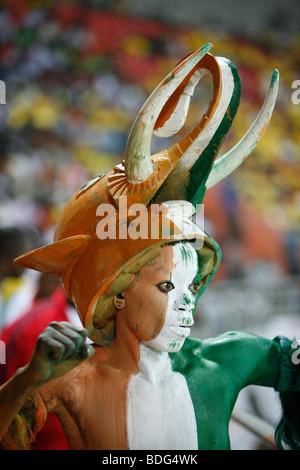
[120,245,175,342]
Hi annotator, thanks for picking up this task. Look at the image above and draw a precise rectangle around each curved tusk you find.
[124,43,212,184]
[174,56,238,175]
[206,69,279,190]
[153,67,208,138]
[153,55,241,205]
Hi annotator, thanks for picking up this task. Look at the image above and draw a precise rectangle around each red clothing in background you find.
[0,287,71,450]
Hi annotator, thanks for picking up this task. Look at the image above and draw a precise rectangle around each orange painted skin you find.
[36,246,175,450]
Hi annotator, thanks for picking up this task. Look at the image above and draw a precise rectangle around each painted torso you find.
[126,343,198,450]
[39,331,279,450]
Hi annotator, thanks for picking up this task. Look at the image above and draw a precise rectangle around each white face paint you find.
[143,242,199,353]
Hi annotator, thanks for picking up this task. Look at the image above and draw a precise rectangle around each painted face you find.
[144,242,199,352]
[122,242,199,353]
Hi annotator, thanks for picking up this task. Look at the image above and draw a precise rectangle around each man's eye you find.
[157,282,175,294]
[189,282,200,294]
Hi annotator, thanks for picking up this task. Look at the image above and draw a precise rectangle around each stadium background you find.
[0,0,299,449]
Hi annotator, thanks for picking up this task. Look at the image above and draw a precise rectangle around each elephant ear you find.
[14,235,91,275]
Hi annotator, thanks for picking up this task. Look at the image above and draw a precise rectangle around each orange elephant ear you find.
[14,235,91,275]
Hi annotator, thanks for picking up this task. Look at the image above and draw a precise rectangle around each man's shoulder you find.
[171,331,257,367]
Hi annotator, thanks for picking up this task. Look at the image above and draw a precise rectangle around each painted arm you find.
[0,322,94,449]
[224,332,300,450]
[201,331,300,449]
[201,331,283,389]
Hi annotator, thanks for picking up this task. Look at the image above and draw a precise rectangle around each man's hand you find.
[0,322,94,443]
[25,322,94,386]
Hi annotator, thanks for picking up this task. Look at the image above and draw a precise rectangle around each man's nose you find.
[174,291,195,311]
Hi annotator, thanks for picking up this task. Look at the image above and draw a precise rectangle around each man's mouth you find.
[170,325,192,336]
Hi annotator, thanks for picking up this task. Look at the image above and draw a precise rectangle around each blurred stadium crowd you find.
[0,0,299,451]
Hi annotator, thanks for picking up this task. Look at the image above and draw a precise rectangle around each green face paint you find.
[180,243,195,266]
[144,242,199,353]
[183,293,192,305]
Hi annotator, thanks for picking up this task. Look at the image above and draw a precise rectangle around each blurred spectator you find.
[0,226,38,333]
[35,272,61,300]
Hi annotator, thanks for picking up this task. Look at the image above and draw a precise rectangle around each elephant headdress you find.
[15,44,279,345]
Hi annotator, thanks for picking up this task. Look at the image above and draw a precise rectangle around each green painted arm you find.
[198,331,300,450]
[199,331,284,390]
